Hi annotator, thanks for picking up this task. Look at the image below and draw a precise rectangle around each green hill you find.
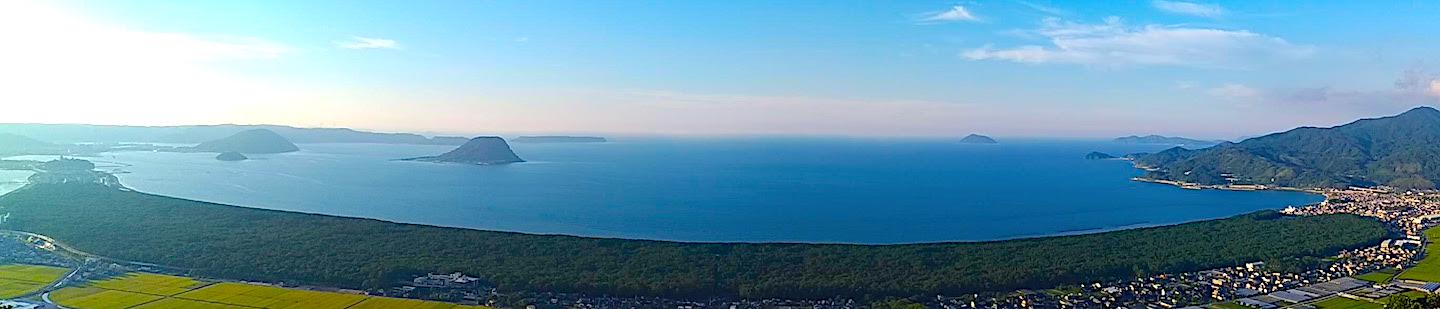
[1138,106,1440,190]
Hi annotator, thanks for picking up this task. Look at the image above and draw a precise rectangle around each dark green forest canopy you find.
[0,184,1386,299]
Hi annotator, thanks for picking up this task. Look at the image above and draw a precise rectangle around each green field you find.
[1208,302,1251,309]
[1354,270,1398,283]
[1313,296,1383,309]
[1398,228,1440,282]
[0,264,68,298]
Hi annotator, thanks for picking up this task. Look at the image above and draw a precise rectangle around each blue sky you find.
[3,1,1440,139]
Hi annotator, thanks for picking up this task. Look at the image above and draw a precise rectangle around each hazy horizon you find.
[5,1,1440,139]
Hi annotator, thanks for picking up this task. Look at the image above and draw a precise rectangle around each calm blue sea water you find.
[57,138,1320,244]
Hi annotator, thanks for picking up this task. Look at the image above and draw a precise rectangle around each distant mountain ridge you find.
[1137,106,1440,190]
[0,123,469,145]
[1114,135,1225,147]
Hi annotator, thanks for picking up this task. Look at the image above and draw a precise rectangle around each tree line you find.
[0,184,1388,299]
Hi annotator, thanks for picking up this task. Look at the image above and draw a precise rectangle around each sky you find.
[3,0,1440,139]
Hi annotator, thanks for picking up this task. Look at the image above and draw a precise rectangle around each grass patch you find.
[1399,228,1440,282]
[1209,301,1253,309]
[1313,297,1384,309]
[1354,271,1397,283]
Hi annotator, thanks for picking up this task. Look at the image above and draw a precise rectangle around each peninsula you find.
[406,136,524,165]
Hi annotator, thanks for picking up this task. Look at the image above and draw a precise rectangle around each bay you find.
[47,138,1321,244]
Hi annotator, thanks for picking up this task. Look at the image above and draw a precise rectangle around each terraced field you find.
[0,264,68,298]
[50,272,494,309]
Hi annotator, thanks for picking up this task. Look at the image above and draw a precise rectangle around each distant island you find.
[1114,135,1225,147]
[959,134,998,144]
[1137,106,1440,190]
[511,136,608,143]
[191,129,300,154]
[406,136,524,165]
[1085,152,1118,160]
[215,152,248,161]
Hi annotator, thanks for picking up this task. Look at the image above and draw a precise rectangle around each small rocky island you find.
[192,129,300,154]
[511,136,608,143]
[216,152,248,161]
[405,136,524,165]
[960,134,998,144]
[1085,152,1118,160]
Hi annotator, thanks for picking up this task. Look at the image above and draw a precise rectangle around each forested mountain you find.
[1137,106,1440,189]
[0,183,1385,299]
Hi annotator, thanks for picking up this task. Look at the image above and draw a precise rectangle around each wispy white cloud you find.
[1207,83,1260,99]
[337,36,400,50]
[921,5,981,23]
[962,17,1311,68]
[1152,0,1226,18]
[1015,1,1067,16]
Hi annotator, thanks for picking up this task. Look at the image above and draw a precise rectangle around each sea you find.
[3,138,1323,244]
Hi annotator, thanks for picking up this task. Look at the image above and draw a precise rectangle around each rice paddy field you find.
[49,272,493,309]
[52,287,166,309]
[0,264,68,298]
